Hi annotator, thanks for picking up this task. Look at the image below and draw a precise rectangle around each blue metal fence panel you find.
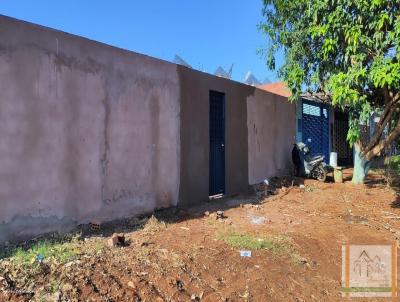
[302,100,330,163]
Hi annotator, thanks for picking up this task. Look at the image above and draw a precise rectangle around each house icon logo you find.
[342,243,397,297]
[353,250,386,280]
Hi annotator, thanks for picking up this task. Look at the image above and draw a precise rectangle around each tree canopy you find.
[260,0,400,170]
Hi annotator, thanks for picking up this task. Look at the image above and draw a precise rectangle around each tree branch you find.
[364,117,400,161]
[363,103,397,154]
[363,92,400,155]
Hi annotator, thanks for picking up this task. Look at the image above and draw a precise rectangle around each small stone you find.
[127,281,136,289]
[191,293,202,301]
[224,219,233,225]
[65,261,73,268]
[62,283,74,293]
[108,235,119,247]
[176,279,184,291]
[204,211,210,217]
[53,291,61,301]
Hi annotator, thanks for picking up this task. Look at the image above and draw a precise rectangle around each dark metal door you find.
[334,110,353,165]
[302,100,330,163]
[209,91,225,196]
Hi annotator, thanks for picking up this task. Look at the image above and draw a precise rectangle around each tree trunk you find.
[352,143,371,184]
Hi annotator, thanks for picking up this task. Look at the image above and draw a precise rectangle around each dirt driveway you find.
[1,170,400,301]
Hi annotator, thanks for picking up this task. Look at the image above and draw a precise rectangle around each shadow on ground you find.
[388,179,400,208]
[0,175,307,260]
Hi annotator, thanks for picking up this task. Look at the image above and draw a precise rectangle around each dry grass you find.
[142,215,167,233]
[217,230,303,264]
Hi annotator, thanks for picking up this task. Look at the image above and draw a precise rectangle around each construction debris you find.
[90,220,101,231]
[249,215,267,225]
[190,292,204,301]
[108,233,126,247]
[240,250,252,257]
[216,211,226,220]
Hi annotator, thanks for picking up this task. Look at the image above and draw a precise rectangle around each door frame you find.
[209,90,225,197]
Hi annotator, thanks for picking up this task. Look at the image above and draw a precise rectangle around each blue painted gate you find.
[301,100,330,163]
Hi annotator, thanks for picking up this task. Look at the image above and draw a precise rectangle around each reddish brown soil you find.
[1,170,400,301]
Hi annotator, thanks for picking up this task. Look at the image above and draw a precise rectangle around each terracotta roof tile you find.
[257,81,291,98]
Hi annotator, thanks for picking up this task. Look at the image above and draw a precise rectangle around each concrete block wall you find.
[0,15,180,241]
[247,90,296,184]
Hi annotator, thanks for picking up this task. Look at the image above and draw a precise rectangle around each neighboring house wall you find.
[247,90,296,184]
[0,15,296,242]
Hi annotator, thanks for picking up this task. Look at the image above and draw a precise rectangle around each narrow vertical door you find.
[209,91,225,196]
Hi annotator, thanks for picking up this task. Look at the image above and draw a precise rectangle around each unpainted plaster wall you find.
[179,66,296,204]
[247,90,296,184]
[0,16,180,242]
[178,67,250,206]
[0,15,296,242]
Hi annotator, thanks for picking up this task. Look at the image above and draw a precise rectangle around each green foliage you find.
[387,155,400,175]
[11,240,78,265]
[218,231,292,254]
[217,230,304,264]
[260,0,400,145]
[218,231,271,250]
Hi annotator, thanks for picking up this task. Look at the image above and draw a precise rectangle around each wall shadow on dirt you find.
[362,171,400,209]
[388,179,400,208]
[0,176,306,261]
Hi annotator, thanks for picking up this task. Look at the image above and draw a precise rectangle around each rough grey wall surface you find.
[247,90,296,184]
[0,15,296,242]
[178,67,295,206]
[0,16,180,242]
[178,67,251,206]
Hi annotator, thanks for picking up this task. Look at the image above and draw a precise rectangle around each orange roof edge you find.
[257,81,292,98]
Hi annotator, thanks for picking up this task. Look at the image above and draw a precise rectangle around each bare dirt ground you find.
[1,170,400,302]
